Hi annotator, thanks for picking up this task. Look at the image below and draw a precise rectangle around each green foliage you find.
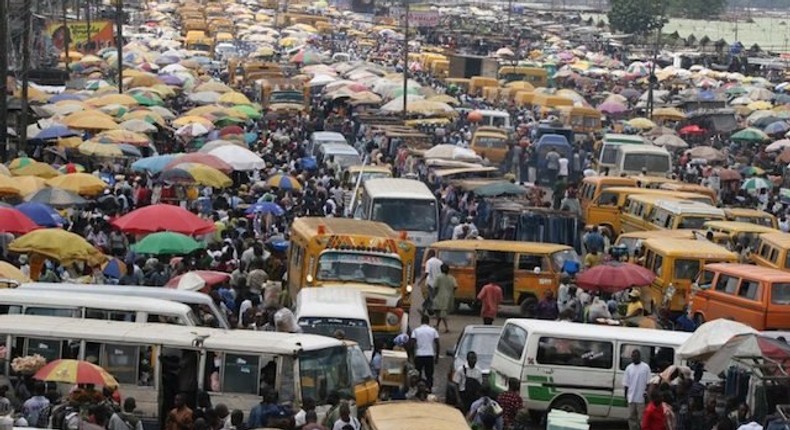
[666,0,727,19]
[607,0,668,35]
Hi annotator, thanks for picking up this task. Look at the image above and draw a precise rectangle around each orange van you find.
[691,263,790,330]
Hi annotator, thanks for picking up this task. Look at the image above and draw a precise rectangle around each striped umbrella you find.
[741,177,772,193]
[266,173,302,191]
[34,359,118,387]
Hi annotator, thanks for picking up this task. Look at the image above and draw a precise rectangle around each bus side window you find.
[222,353,261,395]
[279,355,295,403]
[26,337,63,363]
[101,343,140,385]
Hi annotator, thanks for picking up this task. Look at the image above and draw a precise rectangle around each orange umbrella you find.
[62,110,119,131]
[34,359,118,387]
[47,173,108,196]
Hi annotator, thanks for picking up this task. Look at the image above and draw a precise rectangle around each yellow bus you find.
[724,208,779,229]
[288,217,416,341]
[753,232,790,271]
[620,195,690,235]
[498,66,548,87]
[557,106,602,135]
[701,220,777,250]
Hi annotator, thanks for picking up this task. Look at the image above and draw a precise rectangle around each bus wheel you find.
[550,395,587,415]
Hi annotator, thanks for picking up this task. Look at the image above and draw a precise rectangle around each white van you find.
[309,131,348,156]
[0,289,198,326]
[318,143,361,170]
[16,282,230,328]
[614,145,672,177]
[295,287,374,359]
[490,319,692,420]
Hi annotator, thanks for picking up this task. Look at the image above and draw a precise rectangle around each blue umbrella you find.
[764,121,790,135]
[15,202,64,227]
[299,156,317,170]
[48,93,85,103]
[33,125,79,140]
[159,74,184,86]
[131,154,180,173]
[102,258,126,278]
[244,132,257,145]
[245,202,285,216]
[118,143,143,158]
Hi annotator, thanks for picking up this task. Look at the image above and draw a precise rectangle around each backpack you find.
[119,412,140,430]
[478,397,503,418]
[463,367,481,394]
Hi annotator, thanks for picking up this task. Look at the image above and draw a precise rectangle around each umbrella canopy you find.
[34,359,118,387]
[731,127,770,142]
[131,231,206,255]
[208,145,265,171]
[687,146,725,162]
[705,334,790,375]
[245,201,285,216]
[0,175,21,196]
[13,176,47,196]
[266,173,303,191]
[165,270,231,291]
[78,141,126,158]
[111,204,215,235]
[163,153,232,173]
[717,168,743,181]
[161,163,233,188]
[576,262,656,293]
[131,154,182,174]
[679,124,706,135]
[741,177,772,192]
[119,119,158,133]
[423,144,481,162]
[93,130,151,146]
[9,229,106,266]
[25,188,88,208]
[218,92,252,105]
[765,139,790,152]
[653,134,689,149]
[0,261,31,283]
[10,161,61,178]
[62,110,119,130]
[597,101,627,114]
[677,319,757,359]
[16,202,64,227]
[102,257,127,279]
[32,125,79,141]
[764,121,790,135]
[626,117,656,130]
[47,173,108,196]
[0,207,39,234]
[176,123,212,137]
[652,107,687,121]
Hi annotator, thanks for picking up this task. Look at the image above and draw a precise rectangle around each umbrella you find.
[765,139,790,152]
[111,204,215,235]
[25,188,88,208]
[10,162,61,178]
[47,173,108,196]
[0,261,30,283]
[62,110,119,130]
[32,125,79,141]
[78,141,128,158]
[218,92,252,105]
[161,163,233,188]
[597,101,628,114]
[679,125,705,135]
[176,123,211,137]
[731,127,770,142]
[131,231,206,255]
[208,146,265,171]
[652,107,686,121]
[198,140,243,153]
[677,319,757,359]
[0,176,21,196]
[102,257,127,279]
[741,177,772,192]
[165,270,231,291]
[34,359,118,387]
[740,166,765,177]
[764,121,790,135]
[0,207,39,234]
[13,176,47,195]
[687,146,725,162]
[653,134,689,149]
[705,334,790,375]
[93,130,151,146]
[188,91,221,105]
[266,173,302,191]
[776,148,790,164]
[627,117,656,129]
[716,168,742,181]
[244,202,285,216]
[575,262,656,293]
[219,125,244,137]
[163,153,232,173]
[16,202,64,227]
[194,81,232,93]
[9,229,106,266]
[131,154,182,174]
[119,119,158,133]
[57,163,85,174]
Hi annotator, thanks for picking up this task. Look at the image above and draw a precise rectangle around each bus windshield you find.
[476,136,508,149]
[372,199,437,232]
[350,171,391,184]
[299,317,372,351]
[623,154,670,173]
[317,252,403,288]
[299,346,353,403]
[600,145,620,164]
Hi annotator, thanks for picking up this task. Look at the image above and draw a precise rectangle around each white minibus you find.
[16,282,230,329]
[309,131,348,156]
[615,145,672,177]
[295,287,374,359]
[598,134,646,173]
[490,319,692,421]
[0,289,198,326]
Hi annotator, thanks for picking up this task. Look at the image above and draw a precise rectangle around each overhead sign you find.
[47,21,114,51]
[389,6,440,27]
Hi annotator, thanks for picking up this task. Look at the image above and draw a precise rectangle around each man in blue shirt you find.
[248,388,291,429]
[584,225,605,254]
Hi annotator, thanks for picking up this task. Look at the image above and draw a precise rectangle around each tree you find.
[607,0,668,35]
[667,0,726,19]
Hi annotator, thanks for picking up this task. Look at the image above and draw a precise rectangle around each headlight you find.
[386,312,399,326]
[306,275,313,283]
[406,284,413,293]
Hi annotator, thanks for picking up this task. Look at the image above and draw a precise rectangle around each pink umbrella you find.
[598,101,628,114]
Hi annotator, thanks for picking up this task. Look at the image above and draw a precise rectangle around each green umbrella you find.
[232,105,262,120]
[731,127,769,143]
[131,232,205,255]
[725,86,748,96]
[213,116,244,127]
[131,93,164,106]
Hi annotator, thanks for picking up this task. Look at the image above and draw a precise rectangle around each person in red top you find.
[497,377,524,430]
[642,390,666,430]
[477,282,503,325]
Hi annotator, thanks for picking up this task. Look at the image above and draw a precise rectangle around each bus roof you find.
[703,263,790,282]
[365,402,470,430]
[363,178,435,200]
[430,239,571,254]
[702,221,776,233]
[724,208,776,218]
[433,167,499,178]
[581,176,638,186]
[473,109,509,118]
[0,315,343,353]
[296,287,369,320]
[602,187,712,204]
[617,145,669,155]
[0,290,193,314]
[502,319,691,345]
[602,133,646,144]
[652,200,724,216]
[642,238,736,258]
[291,217,401,239]
[758,232,790,247]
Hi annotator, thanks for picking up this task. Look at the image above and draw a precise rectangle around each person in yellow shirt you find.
[583,249,602,268]
[625,289,645,318]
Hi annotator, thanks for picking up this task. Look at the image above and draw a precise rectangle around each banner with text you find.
[47,21,114,51]
[389,6,440,27]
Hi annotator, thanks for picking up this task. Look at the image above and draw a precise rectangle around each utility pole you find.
[20,0,32,145]
[116,0,123,93]
[401,0,409,119]
[0,0,7,160]
[85,0,91,52]
[62,0,70,68]
[507,0,512,30]
[647,27,661,119]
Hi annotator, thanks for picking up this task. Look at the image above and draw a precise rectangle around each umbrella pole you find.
[401,0,409,120]
[116,0,123,93]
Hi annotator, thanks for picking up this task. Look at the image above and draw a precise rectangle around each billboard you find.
[389,5,440,27]
[47,21,114,51]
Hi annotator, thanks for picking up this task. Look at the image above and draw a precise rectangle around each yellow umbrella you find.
[151,84,176,98]
[163,163,233,188]
[425,94,460,106]
[13,176,47,196]
[88,93,140,107]
[172,115,215,128]
[62,110,119,131]
[47,172,108,196]
[194,81,232,93]
[0,164,10,176]
[504,81,535,91]
[77,141,125,158]
[60,51,83,61]
[93,130,151,146]
[280,37,299,47]
[652,107,687,121]
[121,110,166,126]
[0,175,21,196]
[0,261,30,283]
[56,136,84,149]
[627,117,657,129]
[11,162,61,179]
[747,100,772,111]
[218,92,252,105]
[9,229,107,266]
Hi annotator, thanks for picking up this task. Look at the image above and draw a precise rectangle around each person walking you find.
[432,264,457,333]
[419,252,443,314]
[624,350,652,430]
[497,378,524,430]
[477,281,503,325]
[109,398,143,430]
[642,391,667,430]
[410,314,440,390]
[451,351,483,412]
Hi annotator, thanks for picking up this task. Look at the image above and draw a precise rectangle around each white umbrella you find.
[198,139,244,153]
[188,91,221,105]
[423,144,482,162]
[309,74,337,87]
[676,319,757,359]
[765,139,790,152]
[208,145,266,171]
[653,134,689,149]
[175,123,210,137]
[177,271,206,291]
[119,119,158,133]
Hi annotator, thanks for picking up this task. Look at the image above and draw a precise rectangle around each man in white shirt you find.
[411,314,440,389]
[420,253,444,312]
[452,351,484,411]
[558,156,569,180]
[623,349,652,430]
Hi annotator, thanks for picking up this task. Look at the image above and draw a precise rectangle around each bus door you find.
[586,190,622,235]
[515,253,555,306]
[475,250,515,303]
[435,248,476,305]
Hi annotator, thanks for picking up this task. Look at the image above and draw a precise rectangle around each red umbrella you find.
[0,207,39,234]
[576,262,656,293]
[218,125,244,137]
[111,204,215,235]
[163,153,234,174]
[716,168,742,181]
[165,270,231,291]
[679,124,705,135]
